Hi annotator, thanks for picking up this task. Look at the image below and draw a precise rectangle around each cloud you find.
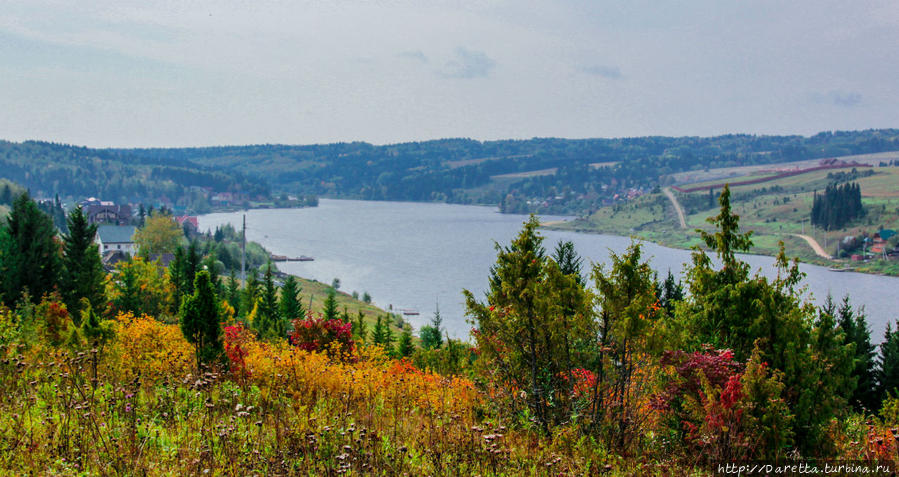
[827,90,863,107]
[397,50,428,63]
[579,64,622,79]
[440,47,495,79]
[812,90,863,107]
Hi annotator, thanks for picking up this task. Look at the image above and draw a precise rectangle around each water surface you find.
[200,199,899,341]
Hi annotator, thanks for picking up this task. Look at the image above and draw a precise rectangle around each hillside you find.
[554,154,899,274]
[114,129,899,214]
[0,141,271,212]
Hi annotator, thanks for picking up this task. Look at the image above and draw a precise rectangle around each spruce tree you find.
[879,322,899,403]
[179,270,224,366]
[0,193,61,306]
[322,288,339,321]
[371,314,386,345]
[657,269,684,316]
[836,296,877,411]
[553,240,584,284]
[61,206,106,320]
[383,322,395,353]
[279,275,304,321]
[420,303,444,349]
[255,262,282,339]
[396,327,415,357]
[354,311,368,343]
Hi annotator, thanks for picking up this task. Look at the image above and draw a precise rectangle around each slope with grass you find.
[553,161,899,274]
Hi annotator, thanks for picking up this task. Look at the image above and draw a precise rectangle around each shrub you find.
[289,312,354,356]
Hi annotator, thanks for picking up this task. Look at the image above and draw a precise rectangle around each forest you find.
[2,185,899,475]
[0,140,270,208]
[117,129,899,214]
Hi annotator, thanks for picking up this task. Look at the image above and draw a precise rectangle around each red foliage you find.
[223,323,252,378]
[653,346,742,410]
[289,312,355,355]
[570,368,597,398]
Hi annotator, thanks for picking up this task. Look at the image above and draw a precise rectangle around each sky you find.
[1,0,898,147]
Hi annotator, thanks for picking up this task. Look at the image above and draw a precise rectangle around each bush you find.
[289,313,354,356]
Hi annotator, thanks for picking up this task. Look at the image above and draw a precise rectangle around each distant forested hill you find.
[115,129,899,214]
[0,141,270,208]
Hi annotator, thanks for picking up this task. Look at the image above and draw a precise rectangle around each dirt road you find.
[790,233,832,259]
[663,187,687,229]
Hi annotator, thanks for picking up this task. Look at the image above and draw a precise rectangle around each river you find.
[199,199,899,342]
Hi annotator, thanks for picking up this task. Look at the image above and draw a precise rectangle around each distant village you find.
[79,197,199,272]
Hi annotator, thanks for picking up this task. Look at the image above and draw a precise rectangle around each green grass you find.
[550,166,899,275]
[291,275,411,335]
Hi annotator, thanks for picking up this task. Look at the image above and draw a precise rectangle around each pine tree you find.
[60,206,106,320]
[179,270,224,366]
[322,288,339,321]
[396,327,415,357]
[0,193,61,306]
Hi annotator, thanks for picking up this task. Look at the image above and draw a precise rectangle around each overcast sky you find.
[1,0,898,147]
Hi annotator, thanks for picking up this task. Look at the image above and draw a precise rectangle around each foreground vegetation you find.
[4,187,899,475]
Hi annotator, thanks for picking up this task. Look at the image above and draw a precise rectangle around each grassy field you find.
[551,165,899,274]
[287,275,413,337]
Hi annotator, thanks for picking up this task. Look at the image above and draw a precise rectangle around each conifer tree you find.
[420,303,444,349]
[255,262,283,339]
[878,322,899,402]
[279,275,303,321]
[396,327,415,357]
[835,296,877,411]
[0,193,61,306]
[322,288,339,321]
[657,269,684,316]
[179,270,224,366]
[354,311,368,343]
[371,314,386,345]
[383,321,395,353]
[61,206,106,319]
[464,215,593,432]
[242,271,260,318]
[227,270,241,318]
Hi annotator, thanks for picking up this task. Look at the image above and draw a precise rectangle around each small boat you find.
[828,267,850,272]
[400,309,420,316]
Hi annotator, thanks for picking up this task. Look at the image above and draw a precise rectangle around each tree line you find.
[811,181,865,230]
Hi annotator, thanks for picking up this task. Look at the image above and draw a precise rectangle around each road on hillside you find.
[790,233,832,259]
[663,187,687,229]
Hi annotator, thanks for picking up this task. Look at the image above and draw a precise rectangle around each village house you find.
[96,224,137,256]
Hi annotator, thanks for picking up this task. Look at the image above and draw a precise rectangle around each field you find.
[552,160,899,273]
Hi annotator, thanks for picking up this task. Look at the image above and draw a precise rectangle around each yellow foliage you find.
[108,312,194,382]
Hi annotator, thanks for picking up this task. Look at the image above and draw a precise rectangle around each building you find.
[83,201,133,225]
[175,215,199,236]
[96,225,137,256]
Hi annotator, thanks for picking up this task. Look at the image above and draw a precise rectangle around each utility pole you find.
[241,214,246,283]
